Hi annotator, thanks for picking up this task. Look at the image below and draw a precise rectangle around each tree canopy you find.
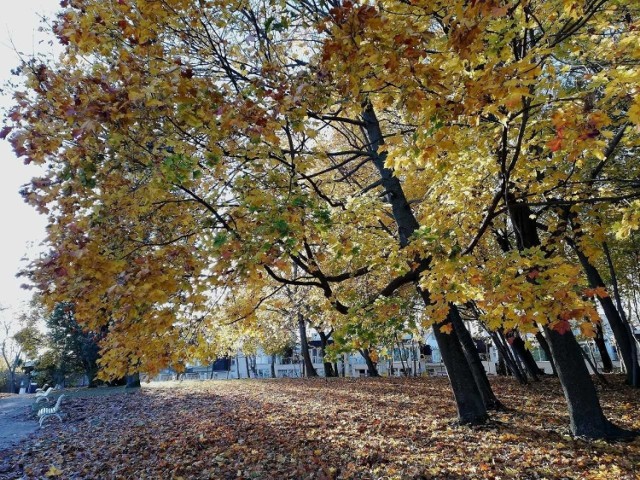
[3,0,640,438]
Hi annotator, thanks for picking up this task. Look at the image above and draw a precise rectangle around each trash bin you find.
[29,383,38,394]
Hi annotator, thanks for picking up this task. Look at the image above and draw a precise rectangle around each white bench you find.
[37,394,66,427]
[35,383,49,394]
[35,387,55,403]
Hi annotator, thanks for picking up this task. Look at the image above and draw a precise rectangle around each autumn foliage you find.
[2,0,640,439]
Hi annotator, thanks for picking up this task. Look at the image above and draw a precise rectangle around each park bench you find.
[35,387,55,403]
[37,394,66,427]
[35,383,49,394]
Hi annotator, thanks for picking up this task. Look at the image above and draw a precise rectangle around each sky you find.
[0,1,59,328]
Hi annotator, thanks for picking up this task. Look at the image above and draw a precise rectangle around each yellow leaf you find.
[580,322,596,338]
[46,466,63,477]
[629,96,640,126]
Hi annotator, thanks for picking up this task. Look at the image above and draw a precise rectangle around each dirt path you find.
[0,395,38,454]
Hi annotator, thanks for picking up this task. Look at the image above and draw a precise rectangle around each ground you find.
[0,395,38,456]
[0,377,638,479]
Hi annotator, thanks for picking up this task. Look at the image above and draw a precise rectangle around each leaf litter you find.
[0,377,638,479]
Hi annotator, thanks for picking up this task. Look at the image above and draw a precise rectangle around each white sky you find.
[0,1,59,327]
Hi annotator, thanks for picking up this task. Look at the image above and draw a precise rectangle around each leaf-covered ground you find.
[1,377,639,479]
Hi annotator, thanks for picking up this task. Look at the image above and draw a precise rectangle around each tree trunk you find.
[449,305,504,410]
[508,332,542,381]
[362,102,488,425]
[544,326,631,438]
[250,356,258,378]
[535,331,557,375]
[360,349,380,377]
[603,242,639,387]
[318,331,336,377]
[509,199,633,438]
[125,372,141,389]
[430,315,489,424]
[496,350,507,376]
[84,361,100,388]
[244,355,251,378]
[593,323,614,373]
[270,354,276,378]
[298,314,318,377]
[8,371,16,394]
[491,330,527,384]
[323,360,335,377]
[569,238,639,386]
[395,337,409,376]
[581,345,609,386]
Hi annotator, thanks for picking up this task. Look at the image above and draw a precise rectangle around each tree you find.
[1,304,43,393]
[4,0,640,438]
[46,303,102,387]
[1,320,22,393]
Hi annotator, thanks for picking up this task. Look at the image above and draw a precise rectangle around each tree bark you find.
[449,305,504,410]
[298,314,318,377]
[544,326,631,438]
[430,315,489,424]
[318,331,336,377]
[362,101,489,424]
[593,323,614,373]
[125,372,141,389]
[395,336,409,376]
[244,355,251,379]
[270,354,276,378]
[84,360,99,388]
[603,242,639,387]
[496,350,507,376]
[508,332,542,381]
[492,329,528,384]
[509,199,633,438]
[535,331,557,375]
[580,345,609,386]
[359,348,380,377]
[569,239,639,386]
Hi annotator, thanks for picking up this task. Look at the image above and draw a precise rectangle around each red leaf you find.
[551,319,572,334]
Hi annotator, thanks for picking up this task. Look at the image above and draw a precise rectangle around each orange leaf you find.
[548,136,563,152]
[439,323,453,334]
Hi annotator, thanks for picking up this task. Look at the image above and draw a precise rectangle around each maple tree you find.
[315,0,640,436]
[3,0,640,439]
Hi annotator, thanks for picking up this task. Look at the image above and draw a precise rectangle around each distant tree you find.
[1,320,22,393]
[1,307,43,393]
[46,302,102,387]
